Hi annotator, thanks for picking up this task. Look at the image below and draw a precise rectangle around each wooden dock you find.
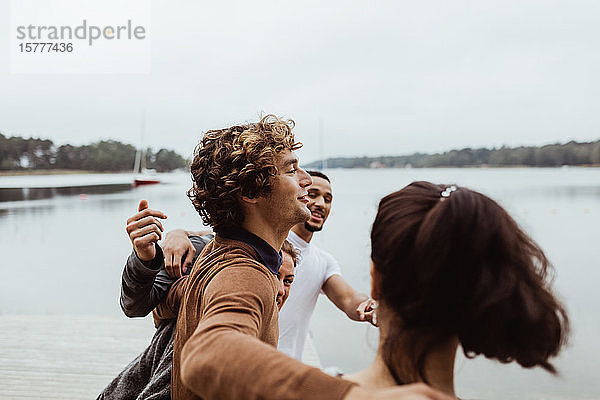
[0,315,323,399]
[0,315,155,399]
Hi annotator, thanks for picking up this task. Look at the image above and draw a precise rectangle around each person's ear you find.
[241,195,259,205]
[370,260,380,300]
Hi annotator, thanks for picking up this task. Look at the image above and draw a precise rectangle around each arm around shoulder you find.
[120,245,173,318]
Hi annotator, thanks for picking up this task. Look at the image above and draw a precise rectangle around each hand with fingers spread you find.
[126,200,167,261]
[162,229,196,278]
[356,298,378,327]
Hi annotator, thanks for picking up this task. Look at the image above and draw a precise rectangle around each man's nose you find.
[278,280,285,296]
[298,167,312,188]
[314,196,325,207]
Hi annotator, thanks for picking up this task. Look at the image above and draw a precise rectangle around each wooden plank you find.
[0,315,155,399]
[0,315,326,399]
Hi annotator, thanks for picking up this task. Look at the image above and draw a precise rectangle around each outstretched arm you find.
[178,265,355,400]
[322,275,377,325]
[178,267,450,400]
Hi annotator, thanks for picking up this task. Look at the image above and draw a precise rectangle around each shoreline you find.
[1,165,599,177]
[0,169,118,176]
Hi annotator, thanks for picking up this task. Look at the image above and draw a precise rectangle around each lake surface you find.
[0,168,598,399]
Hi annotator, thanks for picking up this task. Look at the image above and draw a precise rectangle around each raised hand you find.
[126,200,167,261]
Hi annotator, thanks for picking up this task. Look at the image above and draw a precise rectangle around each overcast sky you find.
[1,0,599,163]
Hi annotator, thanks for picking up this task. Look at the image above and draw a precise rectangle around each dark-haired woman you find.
[345,181,569,397]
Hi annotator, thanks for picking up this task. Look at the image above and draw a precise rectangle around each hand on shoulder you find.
[345,383,456,400]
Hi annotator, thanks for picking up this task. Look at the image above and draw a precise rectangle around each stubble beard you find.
[271,197,310,233]
[304,221,323,232]
[294,204,311,226]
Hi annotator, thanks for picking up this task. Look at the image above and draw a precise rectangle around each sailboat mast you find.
[140,111,147,172]
[133,149,141,174]
[133,111,146,173]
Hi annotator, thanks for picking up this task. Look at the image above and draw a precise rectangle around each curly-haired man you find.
[122,115,453,400]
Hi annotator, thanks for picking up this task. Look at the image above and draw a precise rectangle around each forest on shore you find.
[2,133,599,172]
[0,133,186,172]
[305,139,600,169]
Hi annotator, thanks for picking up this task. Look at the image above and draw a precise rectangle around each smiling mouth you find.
[310,210,324,220]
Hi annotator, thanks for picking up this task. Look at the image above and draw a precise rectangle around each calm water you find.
[0,168,598,399]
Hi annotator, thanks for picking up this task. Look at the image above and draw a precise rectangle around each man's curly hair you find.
[187,114,302,232]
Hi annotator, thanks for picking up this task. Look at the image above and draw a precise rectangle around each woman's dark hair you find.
[371,181,569,384]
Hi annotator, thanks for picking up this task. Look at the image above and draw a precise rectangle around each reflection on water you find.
[0,203,56,216]
[542,185,600,198]
[0,183,134,202]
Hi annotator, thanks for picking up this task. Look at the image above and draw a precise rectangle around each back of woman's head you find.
[371,181,569,379]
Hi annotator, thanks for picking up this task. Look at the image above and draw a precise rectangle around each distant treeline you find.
[0,133,187,172]
[305,139,600,169]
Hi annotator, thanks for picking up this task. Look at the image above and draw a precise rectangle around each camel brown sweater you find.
[155,235,355,400]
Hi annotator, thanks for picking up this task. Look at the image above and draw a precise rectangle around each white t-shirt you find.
[278,230,342,360]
